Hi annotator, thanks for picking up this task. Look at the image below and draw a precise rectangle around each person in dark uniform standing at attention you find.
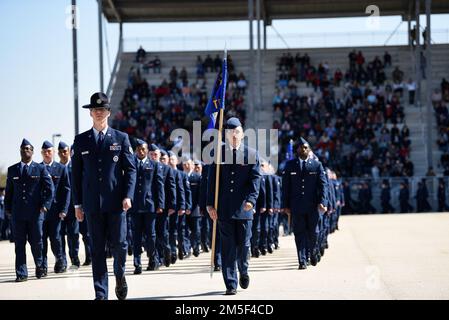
[4,139,54,282]
[399,180,412,213]
[437,178,448,212]
[167,151,186,264]
[72,92,136,300]
[40,140,71,275]
[154,148,177,267]
[58,141,81,269]
[380,179,394,213]
[183,159,202,257]
[130,139,164,274]
[207,117,261,295]
[282,137,327,270]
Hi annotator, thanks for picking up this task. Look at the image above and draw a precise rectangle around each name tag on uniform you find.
[309,172,317,175]
[82,151,89,155]
[13,177,19,180]
[31,176,39,179]
[110,145,122,151]
[290,172,297,175]
[191,183,198,186]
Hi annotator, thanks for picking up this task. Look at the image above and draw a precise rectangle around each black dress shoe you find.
[260,249,267,256]
[310,256,318,266]
[15,276,28,282]
[146,260,159,271]
[164,252,171,267]
[54,261,67,274]
[298,264,307,270]
[170,254,177,265]
[115,276,128,300]
[72,257,81,268]
[225,288,237,295]
[134,266,142,274]
[274,243,279,250]
[178,250,184,260]
[83,258,92,266]
[320,247,325,257]
[41,267,48,277]
[254,249,260,258]
[202,244,209,253]
[36,267,45,279]
[193,249,200,257]
[239,274,250,289]
[127,246,133,256]
[267,246,273,254]
[214,266,221,272]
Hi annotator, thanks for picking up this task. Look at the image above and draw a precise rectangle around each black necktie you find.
[22,164,29,179]
[301,160,306,175]
[97,131,104,149]
[232,149,237,165]
[139,160,144,172]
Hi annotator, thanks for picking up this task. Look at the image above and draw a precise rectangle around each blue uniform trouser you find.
[177,214,189,255]
[251,212,261,252]
[42,211,64,268]
[131,211,156,267]
[61,215,80,266]
[292,211,320,265]
[187,215,201,252]
[200,214,210,248]
[79,219,92,260]
[183,215,192,253]
[12,214,44,278]
[219,219,252,290]
[259,211,269,250]
[168,213,178,256]
[85,210,127,300]
[320,214,330,249]
[126,212,133,252]
[156,211,170,264]
[267,213,275,248]
[272,212,279,246]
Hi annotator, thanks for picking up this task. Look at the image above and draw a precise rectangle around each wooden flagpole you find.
[210,108,224,277]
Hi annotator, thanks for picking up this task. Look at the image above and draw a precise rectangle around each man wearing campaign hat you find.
[206,117,261,295]
[130,139,165,273]
[40,140,71,275]
[72,92,136,300]
[4,139,54,282]
[282,137,327,270]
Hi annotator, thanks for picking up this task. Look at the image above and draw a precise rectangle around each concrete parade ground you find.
[0,213,448,300]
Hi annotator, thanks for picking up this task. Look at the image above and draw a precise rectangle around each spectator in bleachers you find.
[383,51,392,68]
[169,66,178,83]
[214,54,221,72]
[153,56,161,74]
[180,67,188,84]
[406,78,416,105]
[204,54,213,72]
[392,66,404,84]
[136,46,146,62]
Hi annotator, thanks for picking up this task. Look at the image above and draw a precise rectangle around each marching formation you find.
[3,92,344,300]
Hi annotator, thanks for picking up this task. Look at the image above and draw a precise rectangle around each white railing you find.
[123,29,449,52]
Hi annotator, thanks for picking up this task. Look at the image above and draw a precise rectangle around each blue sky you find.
[0,0,448,171]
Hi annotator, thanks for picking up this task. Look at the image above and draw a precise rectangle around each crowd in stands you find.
[112,48,248,151]
[273,50,414,178]
[433,78,449,175]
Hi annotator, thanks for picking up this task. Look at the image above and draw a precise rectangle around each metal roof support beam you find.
[98,0,104,92]
[248,0,255,128]
[425,0,433,172]
[106,0,121,22]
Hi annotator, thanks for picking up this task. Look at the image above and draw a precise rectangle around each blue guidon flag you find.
[204,51,228,129]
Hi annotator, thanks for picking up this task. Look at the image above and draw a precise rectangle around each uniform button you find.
[231,172,235,175]
[302,186,304,188]
[139,190,142,193]
[231,181,234,184]
[302,179,305,182]
[99,178,102,182]
[139,183,142,186]
[99,168,102,172]
[98,159,102,163]
[22,197,26,200]
[23,190,26,193]
[302,192,304,195]
[230,189,233,192]
[23,184,26,186]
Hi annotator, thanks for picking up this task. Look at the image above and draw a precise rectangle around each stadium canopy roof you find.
[102,0,449,23]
